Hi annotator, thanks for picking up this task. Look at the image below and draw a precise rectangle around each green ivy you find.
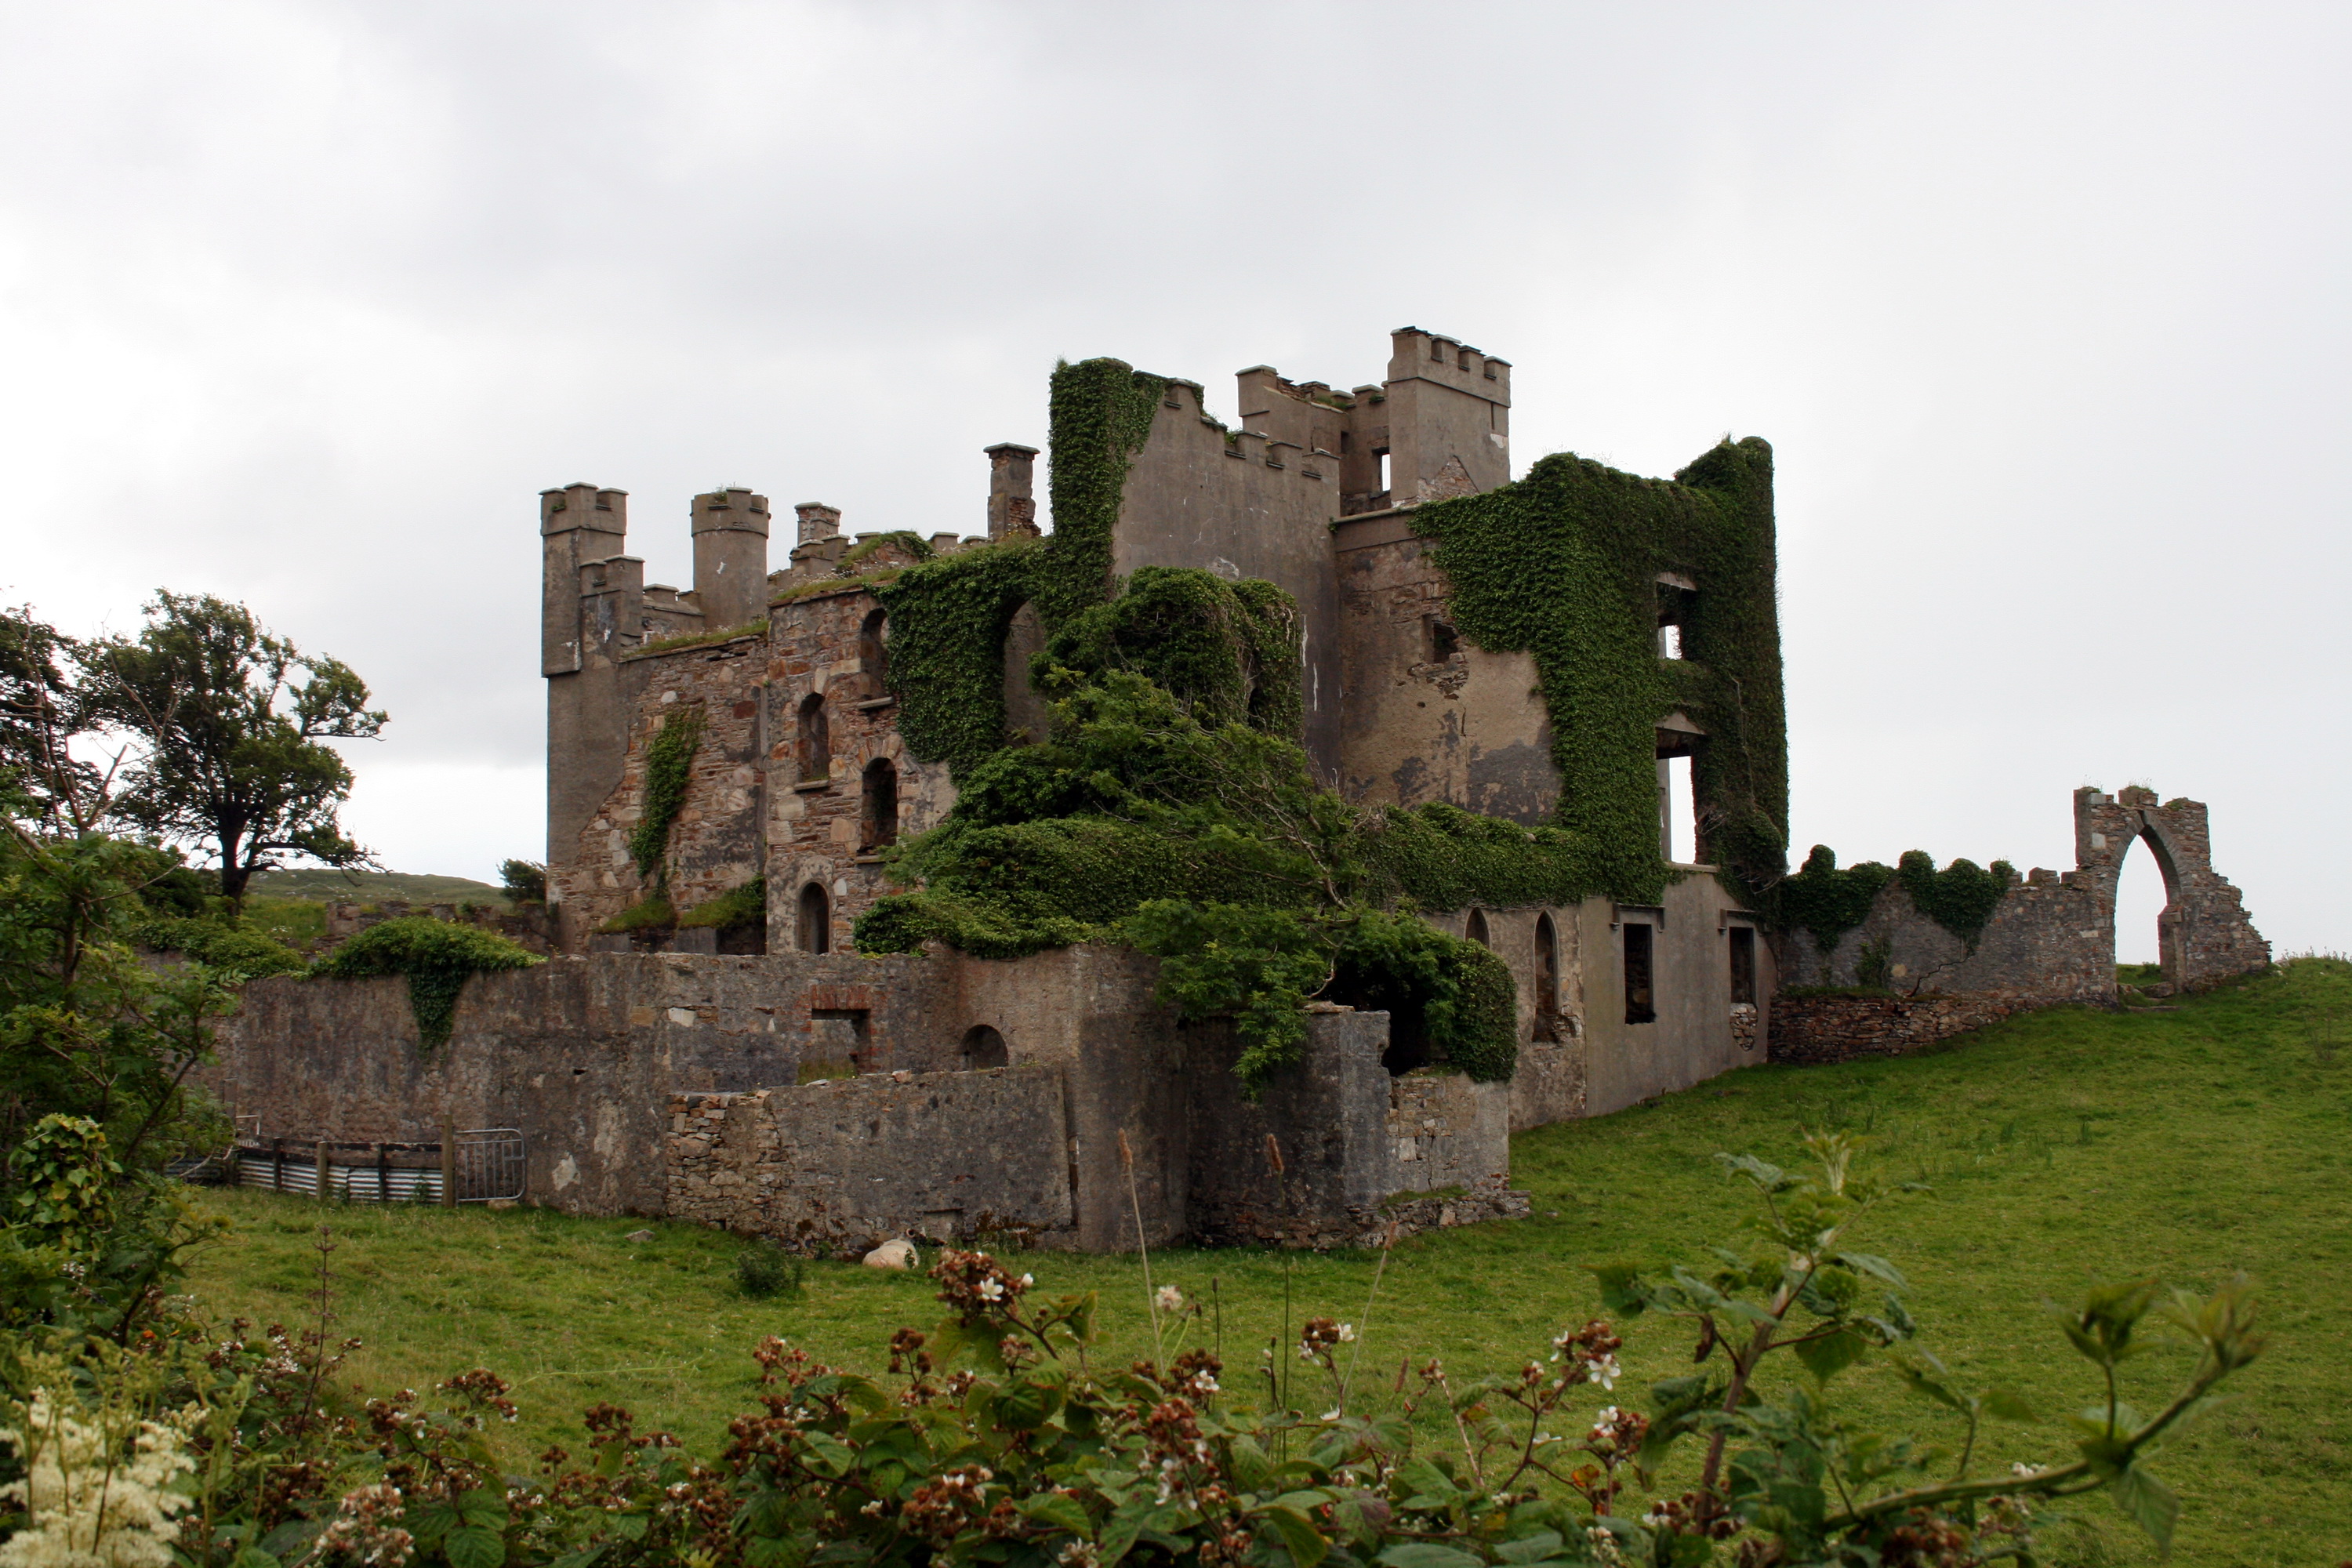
[1896,850,2016,949]
[1775,846,1896,956]
[837,531,935,572]
[1774,844,2017,957]
[311,916,543,1051]
[1409,442,1787,904]
[628,708,705,880]
[873,358,1170,779]
[1038,566,1302,737]
[597,896,675,935]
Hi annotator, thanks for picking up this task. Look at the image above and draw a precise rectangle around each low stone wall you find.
[1185,1013,1519,1249]
[666,1066,1074,1250]
[1767,993,2027,1065]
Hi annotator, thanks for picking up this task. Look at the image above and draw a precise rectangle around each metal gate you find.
[455,1128,527,1203]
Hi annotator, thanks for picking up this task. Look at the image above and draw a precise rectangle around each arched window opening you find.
[1534,913,1562,1039]
[961,1025,1008,1070]
[1464,909,1490,947]
[860,757,899,851]
[797,881,830,954]
[2117,835,2169,973]
[858,609,887,697]
[797,692,829,781]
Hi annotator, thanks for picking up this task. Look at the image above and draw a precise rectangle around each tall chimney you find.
[985,444,1040,539]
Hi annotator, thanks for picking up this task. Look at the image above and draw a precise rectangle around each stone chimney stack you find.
[690,488,770,630]
[985,444,1040,539]
[795,503,844,546]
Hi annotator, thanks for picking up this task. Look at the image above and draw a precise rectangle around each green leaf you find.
[1256,1504,1330,1568]
[1715,1152,1790,1191]
[1585,1261,1649,1316]
[230,1549,280,1568]
[799,1431,856,1477]
[1375,1546,1484,1568]
[442,1524,506,1568]
[1831,1251,1908,1290]
[1015,1493,1092,1536]
[548,1551,607,1568]
[1226,1435,1274,1493]
[1099,1512,1145,1568]
[996,1377,1064,1432]
[456,1490,509,1530]
[1493,1531,1565,1563]
[1794,1328,1870,1384]
[2112,1463,2180,1552]
[610,1513,651,1543]
[1983,1389,2035,1421]
[1390,1456,1463,1509]
[406,1504,461,1548]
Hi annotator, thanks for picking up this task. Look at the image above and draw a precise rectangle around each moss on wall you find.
[1408,441,1787,905]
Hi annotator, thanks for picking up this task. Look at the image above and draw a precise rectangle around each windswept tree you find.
[82,591,387,905]
[0,604,96,826]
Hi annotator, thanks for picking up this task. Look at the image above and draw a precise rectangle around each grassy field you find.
[180,959,2352,1565]
[245,868,506,905]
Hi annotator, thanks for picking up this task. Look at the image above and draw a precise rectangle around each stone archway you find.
[2074,786,2269,993]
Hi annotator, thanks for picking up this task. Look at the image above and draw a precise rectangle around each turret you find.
[691,488,770,630]
[540,483,627,675]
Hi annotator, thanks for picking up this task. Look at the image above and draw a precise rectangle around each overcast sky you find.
[3,1,2345,959]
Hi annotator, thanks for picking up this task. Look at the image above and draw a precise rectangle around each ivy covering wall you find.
[1407,441,1788,905]
[1777,844,2018,956]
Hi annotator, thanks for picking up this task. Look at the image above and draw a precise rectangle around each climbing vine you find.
[1774,844,2017,956]
[627,707,704,879]
[1039,565,1302,735]
[1897,849,2015,949]
[1409,441,1787,904]
[312,916,542,1051]
[870,358,1172,779]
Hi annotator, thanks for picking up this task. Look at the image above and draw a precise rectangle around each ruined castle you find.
[205,326,2270,1250]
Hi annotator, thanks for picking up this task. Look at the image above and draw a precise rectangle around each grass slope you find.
[180,959,2352,1565]
[245,868,506,903]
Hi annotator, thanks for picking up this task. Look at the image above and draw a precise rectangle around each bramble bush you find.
[1,1135,2259,1568]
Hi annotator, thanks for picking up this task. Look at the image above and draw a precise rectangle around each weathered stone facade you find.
[1776,786,2269,1016]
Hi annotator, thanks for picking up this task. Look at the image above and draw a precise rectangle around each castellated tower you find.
[691,488,771,629]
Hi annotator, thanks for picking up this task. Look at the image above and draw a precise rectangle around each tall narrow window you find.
[797,692,829,781]
[858,609,887,697]
[1623,923,1656,1025]
[1729,926,1756,1005]
[1661,755,1697,863]
[1534,912,1562,1038]
[860,757,898,851]
[1464,909,1490,947]
[797,882,830,953]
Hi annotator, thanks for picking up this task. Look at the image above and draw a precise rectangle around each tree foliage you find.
[79,591,386,905]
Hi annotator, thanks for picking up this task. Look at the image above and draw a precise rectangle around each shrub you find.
[131,915,304,978]
[676,878,764,931]
[310,917,541,1050]
[734,1241,805,1300]
[499,858,547,904]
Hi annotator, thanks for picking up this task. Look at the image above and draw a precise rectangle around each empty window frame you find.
[1729,926,1757,1004]
[797,882,830,954]
[1534,912,1563,1036]
[1623,922,1657,1025]
[1464,909,1490,947]
[1426,615,1462,662]
[797,692,829,781]
[961,1025,1008,1070]
[860,757,898,851]
[858,609,888,695]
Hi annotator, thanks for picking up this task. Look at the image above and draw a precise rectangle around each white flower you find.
[1319,1408,1341,1422]
[1154,1285,1184,1312]
[1589,1353,1621,1390]
[1337,1323,1356,1342]
[976,1278,1004,1301]
[1020,1273,1034,1287]
[0,1390,196,1568]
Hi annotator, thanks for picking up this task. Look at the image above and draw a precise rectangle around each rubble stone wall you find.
[1767,993,2029,1065]
[666,1068,1074,1249]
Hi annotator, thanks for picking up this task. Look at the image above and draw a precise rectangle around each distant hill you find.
[245,869,506,905]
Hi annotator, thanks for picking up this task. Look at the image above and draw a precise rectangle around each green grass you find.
[179,959,2352,1565]
[245,868,506,904]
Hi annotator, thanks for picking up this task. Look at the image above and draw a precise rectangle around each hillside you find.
[244,867,506,903]
[181,958,2352,1566]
